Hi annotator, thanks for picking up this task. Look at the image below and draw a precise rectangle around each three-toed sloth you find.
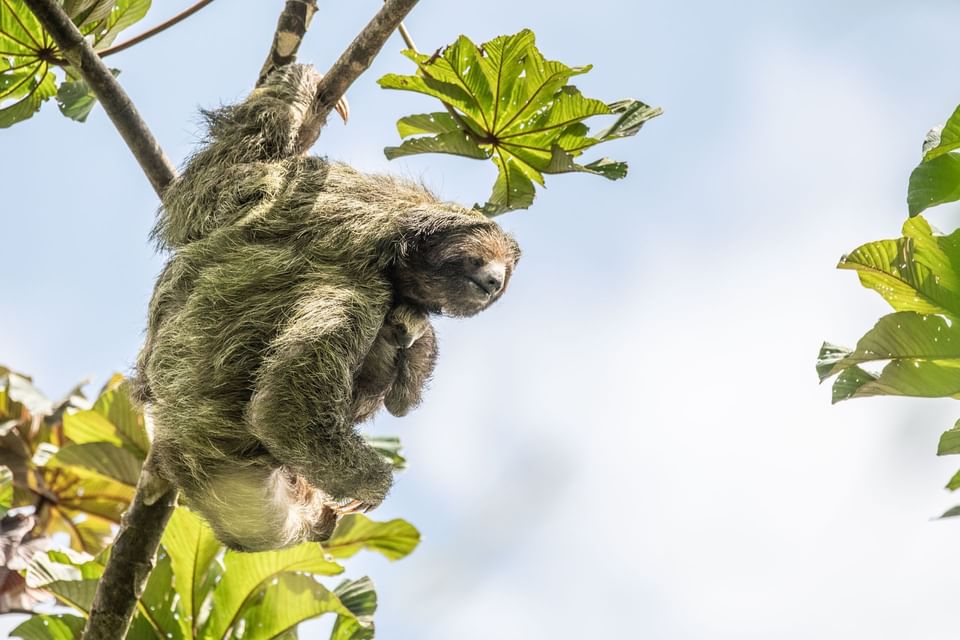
[133,64,520,551]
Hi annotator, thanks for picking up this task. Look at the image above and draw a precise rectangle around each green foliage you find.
[0,464,11,516]
[379,29,661,216]
[12,505,418,639]
[0,365,421,637]
[0,0,150,127]
[820,102,960,515]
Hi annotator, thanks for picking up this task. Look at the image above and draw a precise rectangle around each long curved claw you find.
[334,96,350,124]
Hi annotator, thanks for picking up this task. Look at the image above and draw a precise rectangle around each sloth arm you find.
[246,283,394,506]
[385,321,438,417]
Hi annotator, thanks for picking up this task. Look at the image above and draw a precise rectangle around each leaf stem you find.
[97,0,218,58]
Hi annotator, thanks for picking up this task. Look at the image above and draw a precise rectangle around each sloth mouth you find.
[466,276,492,297]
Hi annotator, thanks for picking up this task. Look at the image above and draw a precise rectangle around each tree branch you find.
[257,0,318,86]
[313,0,419,122]
[22,0,177,197]
[81,456,176,640]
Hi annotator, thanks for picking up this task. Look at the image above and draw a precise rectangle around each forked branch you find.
[257,0,318,85]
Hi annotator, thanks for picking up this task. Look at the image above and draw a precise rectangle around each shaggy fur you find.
[134,64,520,551]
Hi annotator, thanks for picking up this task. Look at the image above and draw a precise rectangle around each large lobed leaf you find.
[0,0,150,126]
[379,29,661,216]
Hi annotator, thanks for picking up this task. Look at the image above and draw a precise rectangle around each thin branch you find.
[257,0,317,86]
[81,455,176,640]
[312,0,419,123]
[97,0,217,58]
[21,0,177,196]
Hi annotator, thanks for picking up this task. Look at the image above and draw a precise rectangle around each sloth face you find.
[394,224,521,318]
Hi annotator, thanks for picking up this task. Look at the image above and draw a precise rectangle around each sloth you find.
[133,64,520,551]
[352,304,437,424]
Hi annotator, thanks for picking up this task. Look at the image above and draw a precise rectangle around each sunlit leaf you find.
[161,507,221,636]
[0,465,12,516]
[379,29,660,215]
[819,312,960,402]
[240,573,360,640]
[837,216,960,318]
[10,614,86,640]
[0,0,151,125]
[324,514,420,561]
[908,152,960,216]
[329,577,377,640]
[134,547,184,640]
[201,543,343,639]
[49,442,142,486]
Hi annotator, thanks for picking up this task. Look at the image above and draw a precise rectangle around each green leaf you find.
[3,370,54,416]
[938,420,960,455]
[330,577,377,640]
[816,342,854,382]
[201,543,343,639]
[941,505,960,519]
[364,435,407,470]
[395,112,460,138]
[56,69,119,122]
[908,152,960,216]
[91,374,150,455]
[478,149,538,216]
[0,464,12,516]
[384,129,491,161]
[1,0,150,126]
[134,548,184,640]
[90,0,151,49]
[24,551,102,618]
[49,442,142,486]
[239,573,361,640]
[837,216,960,318]
[946,468,960,491]
[820,312,960,402]
[10,615,86,640]
[324,514,420,561]
[161,507,221,636]
[922,105,960,161]
[379,30,660,216]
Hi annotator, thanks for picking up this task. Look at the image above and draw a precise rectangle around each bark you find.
[81,457,176,640]
[313,0,419,122]
[257,0,318,86]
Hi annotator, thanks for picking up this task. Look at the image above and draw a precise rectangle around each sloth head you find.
[392,220,521,317]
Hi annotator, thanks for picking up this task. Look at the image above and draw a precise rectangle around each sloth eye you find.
[469,257,484,268]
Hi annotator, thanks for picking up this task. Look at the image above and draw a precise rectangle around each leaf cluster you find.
[378,29,661,216]
[819,104,960,515]
[0,366,420,639]
[0,0,149,126]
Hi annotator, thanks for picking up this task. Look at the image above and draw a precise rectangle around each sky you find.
[4,0,960,638]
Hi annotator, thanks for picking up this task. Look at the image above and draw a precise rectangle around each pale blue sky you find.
[4,0,960,638]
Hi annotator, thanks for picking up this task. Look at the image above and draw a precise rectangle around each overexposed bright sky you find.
[4,0,960,638]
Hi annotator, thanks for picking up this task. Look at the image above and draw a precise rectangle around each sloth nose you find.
[478,262,506,294]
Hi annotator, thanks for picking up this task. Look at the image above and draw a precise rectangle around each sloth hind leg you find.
[186,465,336,552]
